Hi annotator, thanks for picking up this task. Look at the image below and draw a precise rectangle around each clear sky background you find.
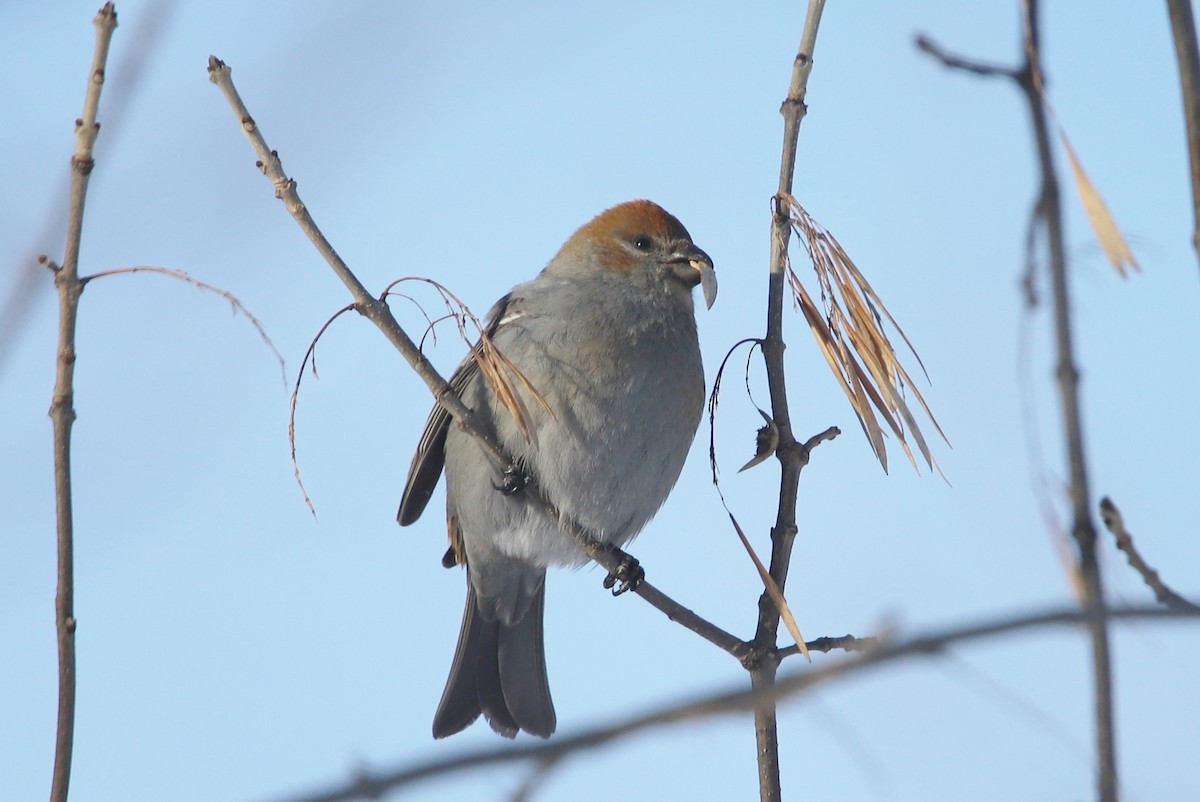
[3,2,1198,801]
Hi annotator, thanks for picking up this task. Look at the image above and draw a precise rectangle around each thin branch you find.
[206,56,746,660]
[256,605,1197,802]
[1165,0,1200,269]
[919,4,1118,798]
[914,34,1020,80]
[47,6,118,802]
[1099,497,1200,612]
[1018,5,1117,797]
[777,632,876,660]
[752,2,828,800]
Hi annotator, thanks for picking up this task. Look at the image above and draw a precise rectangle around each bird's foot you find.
[493,464,530,496]
[602,547,643,596]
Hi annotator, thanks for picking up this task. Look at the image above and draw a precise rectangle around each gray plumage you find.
[399,200,716,738]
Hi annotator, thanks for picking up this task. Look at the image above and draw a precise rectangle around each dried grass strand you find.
[783,196,947,474]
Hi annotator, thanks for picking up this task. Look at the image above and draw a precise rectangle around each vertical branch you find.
[1018,3,1117,800]
[47,5,119,802]
[1165,0,1200,268]
[752,2,827,801]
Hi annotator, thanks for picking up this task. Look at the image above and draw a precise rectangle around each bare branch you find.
[47,6,118,802]
[919,3,1118,797]
[1017,5,1117,797]
[257,605,1196,802]
[914,33,1020,80]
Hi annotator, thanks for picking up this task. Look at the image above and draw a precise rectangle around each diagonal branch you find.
[206,56,746,661]
[1099,497,1200,612]
[257,604,1196,802]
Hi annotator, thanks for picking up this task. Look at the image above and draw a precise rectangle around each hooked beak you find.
[693,256,718,309]
[673,250,716,309]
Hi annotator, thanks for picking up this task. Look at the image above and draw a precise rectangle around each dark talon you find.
[493,464,529,496]
[602,549,643,596]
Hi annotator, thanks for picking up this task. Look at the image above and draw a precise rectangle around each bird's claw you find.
[493,464,530,496]
[602,549,643,596]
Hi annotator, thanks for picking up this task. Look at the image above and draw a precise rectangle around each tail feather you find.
[432,582,555,739]
[497,585,555,735]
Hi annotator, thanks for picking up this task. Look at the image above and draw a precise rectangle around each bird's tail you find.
[432,580,556,739]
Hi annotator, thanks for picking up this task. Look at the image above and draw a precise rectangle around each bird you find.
[398,200,717,739]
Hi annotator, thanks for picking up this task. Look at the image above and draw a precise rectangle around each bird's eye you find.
[633,236,654,251]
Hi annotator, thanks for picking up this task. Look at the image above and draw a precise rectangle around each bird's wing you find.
[397,293,513,526]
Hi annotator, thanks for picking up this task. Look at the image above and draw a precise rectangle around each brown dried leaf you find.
[738,408,779,472]
[1059,130,1140,276]
[783,194,948,474]
[727,512,810,662]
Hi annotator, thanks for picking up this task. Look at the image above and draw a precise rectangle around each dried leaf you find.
[783,194,948,475]
[727,512,810,662]
[1059,130,1140,276]
[738,408,779,472]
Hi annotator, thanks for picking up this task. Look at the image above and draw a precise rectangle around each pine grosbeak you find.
[399,200,717,738]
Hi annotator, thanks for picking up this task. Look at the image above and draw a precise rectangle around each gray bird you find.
[399,200,717,738]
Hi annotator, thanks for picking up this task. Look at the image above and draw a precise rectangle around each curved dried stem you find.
[289,303,357,518]
[706,336,766,480]
[83,264,287,386]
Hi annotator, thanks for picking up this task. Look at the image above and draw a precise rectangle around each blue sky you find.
[3,2,1198,801]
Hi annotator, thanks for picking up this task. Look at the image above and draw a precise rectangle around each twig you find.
[919,4,1118,798]
[752,2,828,800]
[1165,0,1200,269]
[778,633,876,659]
[914,34,1019,79]
[1099,497,1200,612]
[255,605,1196,802]
[206,56,747,660]
[46,6,118,802]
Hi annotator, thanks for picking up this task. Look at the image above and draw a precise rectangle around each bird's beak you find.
[691,256,718,309]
